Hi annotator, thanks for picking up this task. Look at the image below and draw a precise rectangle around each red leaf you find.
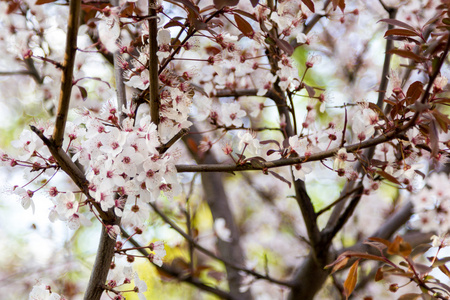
[234,14,254,38]
[301,0,315,13]
[376,169,401,185]
[274,38,294,56]
[379,18,416,31]
[388,49,425,63]
[429,118,440,157]
[331,0,345,12]
[233,9,257,21]
[405,81,423,105]
[77,86,88,101]
[268,171,291,188]
[213,0,239,9]
[387,236,412,257]
[431,110,450,133]
[35,0,57,4]
[344,260,359,300]
[7,0,20,13]
[384,28,419,38]
[303,83,316,98]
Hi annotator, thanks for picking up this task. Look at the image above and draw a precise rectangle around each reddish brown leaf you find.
[164,19,185,29]
[326,256,349,274]
[268,171,291,188]
[368,237,391,247]
[388,49,425,62]
[275,38,294,56]
[429,118,440,157]
[234,14,254,38]
[438,264,450,279]
[368,102,387,121]
[301,0,315,13]
[344,260,359,300]
[338,0,345,11]
[405,81,423,105]
[35,0,57,4]
[375,267,384,281]
[213,0,239,9]
[7,0,20,13]
[204,46,221,55]
[234,9,257,21]
[77,86,88,101]
[387,236,412,257]
[379,18,416,31]
[376,169,401,185]
[249,0,259,7]
[332,0,345,11]
[167,0,200,15]
[325,251,386,273]
[431,110,450,133]
[384,28,419,38]
[303,83,316,98]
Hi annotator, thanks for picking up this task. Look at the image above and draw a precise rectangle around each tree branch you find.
[176,126,408,173]
[148,0,160,125]
[52,0,81,147]
[84,223,119,300]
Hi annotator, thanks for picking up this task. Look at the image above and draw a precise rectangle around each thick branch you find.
[84,223,119,300]
[148,0,160,125]
[176,126,406,173]
[378,8,397,109]
[52,0,81,147]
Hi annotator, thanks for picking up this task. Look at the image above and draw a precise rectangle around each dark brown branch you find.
[378,8,397,109]
[84,223,119,300]
[175,127,406,173]
[322,184,365,241]
[148,0,160,125]
[31,125,118,300]
[52,0,81,147]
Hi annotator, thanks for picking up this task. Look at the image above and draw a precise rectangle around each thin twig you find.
[148,201,294,288]
[315,185,363,217]
[120,229,239,300]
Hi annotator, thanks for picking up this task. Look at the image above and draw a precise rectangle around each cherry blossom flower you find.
[55,191,79,219]
[221,102,246,127]
[292,163,312,181]
[29,284,61,300]
[238,130,260,155]
[333,148,348,170]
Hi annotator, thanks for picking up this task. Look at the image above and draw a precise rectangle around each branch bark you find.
[148,0,160,125]
[52,0,81,147]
